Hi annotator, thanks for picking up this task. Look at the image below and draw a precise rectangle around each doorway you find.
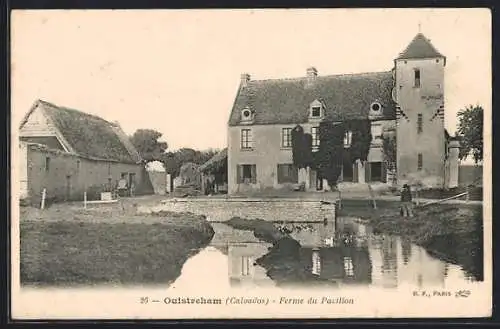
[342,158,353,182]
[65,175,72,201]
[370,162,383,182]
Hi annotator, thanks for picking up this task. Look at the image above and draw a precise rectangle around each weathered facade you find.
[227,33,459,194]
[19,99,153,203]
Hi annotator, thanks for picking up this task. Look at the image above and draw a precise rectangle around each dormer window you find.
[371,102,381,112]
[369,101,384,119]
[241,107,254,123]
[309,100,324,119]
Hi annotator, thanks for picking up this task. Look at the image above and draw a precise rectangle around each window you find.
[45,157,50,172]
[277,164,298,184]
[312,250,321,276]
[417,153,423,170]
[343,257,354,277]
[311,106,321,117]
[371,124,383,139]
[311,127,320,148]
[241,256,251,276]
[281,128,292,148]
[417,113,423,133]
[371,102,381,112]
[414,69,421,87]
[237,164,256,184]
[240,129,252,149]
[344,130,353,147]
[241,107,253,121]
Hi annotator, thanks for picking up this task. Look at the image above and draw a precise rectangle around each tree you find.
[346,120,372,163]
[318,121,344,189]
[163,147,220,178]
[130,129,168,162]
[456,105,483,164]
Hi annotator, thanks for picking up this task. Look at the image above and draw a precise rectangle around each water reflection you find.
[169,218,478,290]
[222,217,476,289]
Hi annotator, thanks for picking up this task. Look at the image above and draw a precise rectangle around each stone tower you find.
[393,33,446,187]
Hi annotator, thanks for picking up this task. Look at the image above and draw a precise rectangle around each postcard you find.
[10,8,491,319]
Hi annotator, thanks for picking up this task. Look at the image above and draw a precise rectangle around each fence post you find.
[338,190,342,210]
[40,188,46,210]
[84,191,87,209]
[368,184,377,209]
[465,185,470,203]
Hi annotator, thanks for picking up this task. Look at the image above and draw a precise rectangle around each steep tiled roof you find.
[396,33,445,60]
[228,71,396,126]
[22,100,142,163]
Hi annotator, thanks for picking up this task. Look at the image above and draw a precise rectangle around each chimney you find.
[241,73,251,87]
[306,67,318,87]
[307,67,318,79]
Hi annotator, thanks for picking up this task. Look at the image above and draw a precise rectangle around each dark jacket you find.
[401,188,412,202]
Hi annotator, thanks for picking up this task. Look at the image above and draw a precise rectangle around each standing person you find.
[118,174,128,197]
[129,180,136,197]
[400,184,414,217]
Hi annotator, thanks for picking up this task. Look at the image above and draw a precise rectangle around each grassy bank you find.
[338,199,483,280]
[20,209,214,286]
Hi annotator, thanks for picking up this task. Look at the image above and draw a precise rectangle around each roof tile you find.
[228,71,396,126]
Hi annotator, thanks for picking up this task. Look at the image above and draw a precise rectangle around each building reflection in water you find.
[227,242,276,287]
[226,217,451,289]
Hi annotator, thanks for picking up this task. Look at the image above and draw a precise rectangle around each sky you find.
[11,9,491,152]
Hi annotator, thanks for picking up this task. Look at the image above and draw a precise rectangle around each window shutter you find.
[251,165,257,184]
[352,162,358,183]
[381,162,387,183]
[292,165,299,183]
[365,162,372,182]
[277,164,284,184]
[236,165,242,184]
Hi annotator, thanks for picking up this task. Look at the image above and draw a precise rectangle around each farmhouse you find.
[19,99,154,203]
[227,33,461,195]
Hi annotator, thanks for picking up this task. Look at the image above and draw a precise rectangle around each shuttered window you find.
[236,164,257,184]
[277,164,298,184]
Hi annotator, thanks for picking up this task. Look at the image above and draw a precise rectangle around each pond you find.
[167,217,479,291]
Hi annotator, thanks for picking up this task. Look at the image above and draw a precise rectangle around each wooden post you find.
[338,190,342,210]
[40,188,46,210]
[83,191,87,209]
[466,185,470,203]
[368,184,377,209]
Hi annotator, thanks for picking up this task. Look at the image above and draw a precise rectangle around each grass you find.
[416,186,483,201]
[20,209,214,286]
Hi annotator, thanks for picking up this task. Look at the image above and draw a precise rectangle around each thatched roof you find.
[199,148,228,173]
[20,99,142,164]
[228,71,396,126]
